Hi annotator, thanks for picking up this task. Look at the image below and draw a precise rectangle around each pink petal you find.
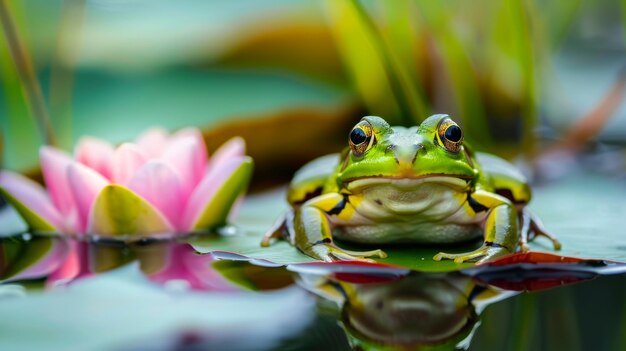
[74,137,115,180]
[40,146,76,216]
[171,127,208,171]
[127,161,185,231]
[112,143,148,185]
[207,137,245,173]
[0,171,64,231]
[47,241,91,286]
[68,162,109,233]
[161,136,205,196]
[182,156,252,231]
[135,127,169,158]
[149,243,237,291]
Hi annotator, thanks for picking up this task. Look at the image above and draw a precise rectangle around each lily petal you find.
[162,136,205,196]
[112,143,148,185]
[74,137,115,179]
[182,156,253,231]
[172,127,208,174]
[68,163,109,233]
[206,137,245,173]
[87,185,174,236]
[40,146,76,216]
[0,171,63,232]
[127,161,185,230]
[135,127,169,158]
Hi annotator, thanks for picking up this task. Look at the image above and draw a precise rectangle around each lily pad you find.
[0,264,315,351]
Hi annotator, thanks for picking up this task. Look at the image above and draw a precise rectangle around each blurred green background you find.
[1,0,624,184]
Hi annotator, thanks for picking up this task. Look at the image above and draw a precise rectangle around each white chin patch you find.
[347,176,468,191]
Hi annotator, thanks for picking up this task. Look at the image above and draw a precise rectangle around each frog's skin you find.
[262,114,561,263]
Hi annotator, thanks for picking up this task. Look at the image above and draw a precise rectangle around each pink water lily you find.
[0,128,253,237]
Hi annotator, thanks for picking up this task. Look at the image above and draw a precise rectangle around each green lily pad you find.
[89,185,172,236]
[527,174,626,261]
[0,264,316,351]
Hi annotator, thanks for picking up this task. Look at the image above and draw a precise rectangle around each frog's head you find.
[338,114,477,191]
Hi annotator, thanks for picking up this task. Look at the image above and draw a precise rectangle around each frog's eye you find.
[437,118,463,153]
[349,121,373,156]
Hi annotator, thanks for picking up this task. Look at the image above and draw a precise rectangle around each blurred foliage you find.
[1,0,624,176]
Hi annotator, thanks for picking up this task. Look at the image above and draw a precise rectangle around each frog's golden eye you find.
[349,121,373,156]
[437,118,463,153]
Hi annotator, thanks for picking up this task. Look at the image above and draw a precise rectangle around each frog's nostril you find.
[412,144,425,164]
[393,144,424,165]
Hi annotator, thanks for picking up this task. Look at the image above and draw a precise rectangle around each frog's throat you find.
[344,174,472,191]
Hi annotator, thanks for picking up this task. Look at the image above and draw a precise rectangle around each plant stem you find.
[49,0,86,150]
[0,0,56,146]
[350,0,428,125]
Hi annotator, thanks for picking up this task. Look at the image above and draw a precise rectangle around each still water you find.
[0,234,624,351]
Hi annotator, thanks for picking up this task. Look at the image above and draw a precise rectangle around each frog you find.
[261,114,561,263]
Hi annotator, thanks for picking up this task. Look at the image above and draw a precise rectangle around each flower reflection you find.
[0,235,237,292]
[0,128,253,237]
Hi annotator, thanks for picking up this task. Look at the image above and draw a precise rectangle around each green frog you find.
[262,115,560,263]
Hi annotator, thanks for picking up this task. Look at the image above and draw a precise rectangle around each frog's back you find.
[287,153,340,205]
[476,152,531,204]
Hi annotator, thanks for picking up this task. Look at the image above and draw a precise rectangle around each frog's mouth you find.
[344,174,472,191]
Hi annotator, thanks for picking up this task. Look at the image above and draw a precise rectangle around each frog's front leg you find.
[295,193,387,262]
[434,190,518,264]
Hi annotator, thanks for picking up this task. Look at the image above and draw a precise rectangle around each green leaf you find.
[325,0,428,125]
[192,157,254,230]
[89,185,172,236]
[0,235,60,282]
[0,188,57,232]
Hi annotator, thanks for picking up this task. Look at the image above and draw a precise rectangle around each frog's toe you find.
[434,246,509,264]
[309,244,382,262]
[520,242,530,253]
[432,251,477,263]
[328,246,385,262]
[329,251,376,262]
[339,248,387,259]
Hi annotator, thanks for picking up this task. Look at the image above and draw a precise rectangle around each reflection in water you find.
[1,234,625,350]
[0,234,236,291]
[296,271,516,350]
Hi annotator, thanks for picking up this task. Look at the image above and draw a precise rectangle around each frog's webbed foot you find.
[433,245,511,264]
[530,215,561,250]
[522,210,562,251]
[261,211,295,247]
[308,243,387,262]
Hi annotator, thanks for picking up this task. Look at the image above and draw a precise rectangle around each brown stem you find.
[560,67,626,151]
[0,0,56,146]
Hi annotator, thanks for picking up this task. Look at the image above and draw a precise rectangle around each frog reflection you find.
[298,272,516,350]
